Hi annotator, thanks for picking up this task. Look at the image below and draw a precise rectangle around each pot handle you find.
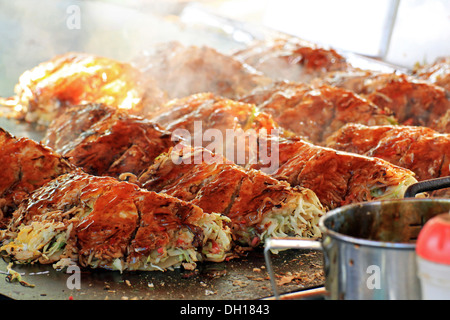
[264,238,322,300]
[404,176,450,198]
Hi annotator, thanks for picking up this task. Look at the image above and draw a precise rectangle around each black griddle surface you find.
[0,249,324,300]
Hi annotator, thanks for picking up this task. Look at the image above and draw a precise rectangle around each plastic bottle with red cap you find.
[416,212,450,300]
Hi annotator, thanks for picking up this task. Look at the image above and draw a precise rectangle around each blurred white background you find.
[202,0,450,68]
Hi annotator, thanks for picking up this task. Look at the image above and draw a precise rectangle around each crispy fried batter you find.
[151,93,282,165]
[317,70,450,132]
[365,75,449,131]
[249,136,418,210]
[240,80,396,144]
[43,103,116,152]
[0,128,74,228]
[326,124,450,197]
[138,146,325,246]
[43,104,180,178]
[152,93,278,133]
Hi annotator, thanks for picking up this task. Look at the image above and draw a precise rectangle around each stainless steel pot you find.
[264,177,450,300]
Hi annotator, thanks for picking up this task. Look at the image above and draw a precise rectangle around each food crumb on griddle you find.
[205,289,217,296]
[232,280,248,288]
[276,270,324,286]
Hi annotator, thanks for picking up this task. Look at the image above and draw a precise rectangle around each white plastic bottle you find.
[416,213,450,300]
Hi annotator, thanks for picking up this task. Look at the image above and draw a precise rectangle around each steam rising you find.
[0,0,247,97]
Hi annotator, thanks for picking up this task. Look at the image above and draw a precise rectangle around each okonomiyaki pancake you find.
[0,170,232,271]
[12,52,167,125]
[326,124,450,181]
[0,128,73,228]
[138,146,325,247]
[249,136,418,210]
[317,70,450,132]
[326,123,450,197]
[240,80,396,144]
[150,92,283,165]
[43,104,180,179]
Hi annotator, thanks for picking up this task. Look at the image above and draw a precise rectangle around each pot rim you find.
[318,198,450,250]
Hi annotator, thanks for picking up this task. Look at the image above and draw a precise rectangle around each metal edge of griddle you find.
[260,286,327,301]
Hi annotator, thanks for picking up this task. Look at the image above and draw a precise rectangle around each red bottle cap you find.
[416,213,450,265]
